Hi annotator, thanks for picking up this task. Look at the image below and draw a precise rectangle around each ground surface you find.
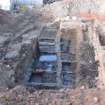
[0,86,105,105]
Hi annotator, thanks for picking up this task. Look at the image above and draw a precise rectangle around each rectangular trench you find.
[26,25,77,88]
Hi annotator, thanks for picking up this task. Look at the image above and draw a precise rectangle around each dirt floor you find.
[0,86,105,105]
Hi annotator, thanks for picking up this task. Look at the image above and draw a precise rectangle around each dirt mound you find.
[0,9,14,25]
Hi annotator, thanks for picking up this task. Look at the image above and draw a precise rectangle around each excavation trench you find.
[24,26,77,88]
[18,22,99,89]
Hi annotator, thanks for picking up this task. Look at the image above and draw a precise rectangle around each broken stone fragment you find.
[5,51,19,59]
[93,97,98,103]
[80,85,85,90]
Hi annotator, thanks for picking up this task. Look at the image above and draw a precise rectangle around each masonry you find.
[23,20,99,89]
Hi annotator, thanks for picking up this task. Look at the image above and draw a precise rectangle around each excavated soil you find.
[0,86,105,105]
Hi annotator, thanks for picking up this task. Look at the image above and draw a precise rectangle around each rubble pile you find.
[0,9,14,25]
[41,0,105,19]
[0,10,46,89]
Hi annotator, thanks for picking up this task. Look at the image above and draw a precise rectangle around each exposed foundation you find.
[18,20,100,89]
[25,22,79,88]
